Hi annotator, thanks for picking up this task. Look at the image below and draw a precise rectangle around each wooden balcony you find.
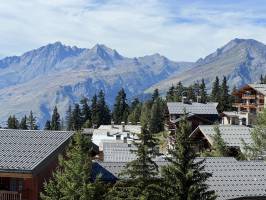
[0,191,22,200]
[242,94,256,99]
[232,103,257,109]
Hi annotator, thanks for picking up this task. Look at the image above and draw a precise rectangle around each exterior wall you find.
[222,116,240,125]
[34,158,59,200]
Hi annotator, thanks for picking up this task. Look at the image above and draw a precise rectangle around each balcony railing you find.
[242,94,256,99]
[232,103,257,108]
[0,191,22,200]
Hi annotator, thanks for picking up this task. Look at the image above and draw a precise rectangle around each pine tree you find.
[161,116,216,200]
[219,76,231,112]
[112,88,129,124]
[72,104,82,131]
[202,126,228,157]
[186,85,196,102]
[193,81,200,98]
[60,117,65,130]
[106,126,160,199]
[211,76,220,102]
[149,99,164,134]
[130,98,140,113]
[243,108,266,160]
[166,85,175,102]
[66,105,73,131]
[140,102,151,127]
[7,115,19,129]
[41,133,100,199]
[199,78,208,103]
[27,111,38,130]
[51,106,61,130]
[260,74,264,84]
[97,90,111,126]
[128,103,142,124]
[152,89,160,102]
[19,115,28,130]
[91,94,98,127]
[80,97,91,125]
[44,120,51,130]
[175,82,184,102]
[230,85,238,111]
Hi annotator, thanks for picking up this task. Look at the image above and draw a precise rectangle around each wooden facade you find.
[0,151,59,200]
[233,84,266,113]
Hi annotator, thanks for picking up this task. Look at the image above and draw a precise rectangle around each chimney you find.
[182,96,188,104]
[123,137,127,143]
[121,121,125,132]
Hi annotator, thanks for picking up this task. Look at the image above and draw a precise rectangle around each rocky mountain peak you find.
[90,44,123,60]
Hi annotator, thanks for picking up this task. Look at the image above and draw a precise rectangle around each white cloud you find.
[0,0,266,61]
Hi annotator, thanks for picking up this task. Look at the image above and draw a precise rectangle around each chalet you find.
[231,84,266,126]
[92,157,266,200]
[166,101,219,132]
[189,125,252,155]
[0,129,74,200]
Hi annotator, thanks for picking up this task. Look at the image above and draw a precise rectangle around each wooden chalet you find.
[233,84,266,114]
[0,129,74,200]
[166,101,219,132]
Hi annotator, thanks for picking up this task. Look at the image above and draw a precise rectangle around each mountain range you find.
[148,38,266,92]
[0,38,266,126]
[0,42,192,126]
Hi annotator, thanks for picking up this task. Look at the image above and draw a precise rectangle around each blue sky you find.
[0,0,266,61]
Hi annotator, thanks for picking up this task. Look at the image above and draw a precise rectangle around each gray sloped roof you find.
[102,141,137,162]
[0,129,74,173]
[249,84,266,95]
[102,141,166,163]
[94,157,266,200]
[204,158,266,200]
[167,102,218,115]
[191,125,253,148]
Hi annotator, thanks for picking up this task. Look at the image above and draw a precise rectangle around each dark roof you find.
[190,125,253,148]
[167,102,218,115]
[0,129,74,174]
[93,157,266,200]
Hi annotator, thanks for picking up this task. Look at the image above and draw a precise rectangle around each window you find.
[10,178,17,191]
[18,179,23,192]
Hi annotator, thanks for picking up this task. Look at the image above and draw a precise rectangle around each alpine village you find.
[0,73,265,200]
